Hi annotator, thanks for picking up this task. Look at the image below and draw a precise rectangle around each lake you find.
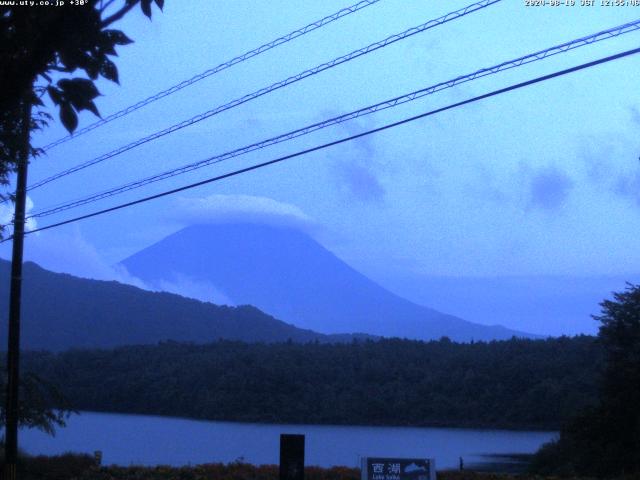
[19,411,556,470]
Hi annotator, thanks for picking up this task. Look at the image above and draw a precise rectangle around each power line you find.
[7,45,638,242]
[28,18,640,219]
[26,0,501,192]
[40,0,384,152]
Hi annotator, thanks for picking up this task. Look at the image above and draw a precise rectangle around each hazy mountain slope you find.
[374,273,639,336]
[0,259,357,351]
[121,223,532,341]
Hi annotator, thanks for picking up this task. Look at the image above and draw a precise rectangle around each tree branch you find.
[100,0,118,13]
[101,2,137,28]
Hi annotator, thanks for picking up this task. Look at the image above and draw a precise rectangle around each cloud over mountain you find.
[169,194,321,234]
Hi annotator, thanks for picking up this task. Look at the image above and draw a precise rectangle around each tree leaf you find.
[58,51,77,72]
[47,86,63,105]
[84,100,101,118]
[154,0,164,10]
[84,58,100,80]
[98,38,117,56]
[59,102,78,133]
[100,58,119,84]
[58,78,100,103]
[103,29,133,46]
[57,79,102,118]
[141,0,152,18]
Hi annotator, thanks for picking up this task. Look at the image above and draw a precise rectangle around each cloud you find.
[155,273,235,306]
[0,196,38,235]
[615,170,640,206]
[7,223,239,306]
[20,227,147,288]
[1,226,236,307]
[577,133,640,205]
[338,117,376,157]
[0,198,145,287]
[169,194,321,234]
[0,202,12,226]
[328,116,386,202]
[528,166,573,210]
[336,163,385,202]
[631,106,640,126]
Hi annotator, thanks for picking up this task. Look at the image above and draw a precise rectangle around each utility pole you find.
[4,100,32,480]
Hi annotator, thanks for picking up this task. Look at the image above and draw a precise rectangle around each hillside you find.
[122,223,533,341]
[0,259,360,350]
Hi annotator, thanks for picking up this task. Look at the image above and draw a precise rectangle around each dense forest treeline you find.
[22,336,601,430]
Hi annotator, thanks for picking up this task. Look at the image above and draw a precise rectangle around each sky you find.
[2,0,640,334]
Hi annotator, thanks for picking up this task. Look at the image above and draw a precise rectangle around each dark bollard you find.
[280,434,305,480]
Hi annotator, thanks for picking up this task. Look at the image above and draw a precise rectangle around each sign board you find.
[361,458,436,480]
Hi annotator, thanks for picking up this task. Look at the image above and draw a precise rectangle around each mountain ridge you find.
[0,259,370,351]
[121,223,534,341]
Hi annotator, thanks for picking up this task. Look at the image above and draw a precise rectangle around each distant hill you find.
[121,223,534,341]
[0,259,362,351]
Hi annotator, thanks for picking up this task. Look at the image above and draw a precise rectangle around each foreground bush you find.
[15,452,98,480]
[12,455,639,480]
[530,284,640,477]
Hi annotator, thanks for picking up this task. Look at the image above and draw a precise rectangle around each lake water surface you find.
[20,412,556,470]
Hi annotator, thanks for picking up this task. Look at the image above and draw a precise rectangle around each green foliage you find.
[0,365,75,435]
[531,284,640,477]
[0,450,98,480]
[596,284,640,408]
[0,0,164,228]
[0,0,163,128]
[23,336,601,430]
[4,460,358,480]
[0,456,621,480]
[21,453,98,480]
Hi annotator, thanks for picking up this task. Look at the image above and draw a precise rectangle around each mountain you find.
[121,223,533,341]
[0,259,363,351]
[374,273,639,336]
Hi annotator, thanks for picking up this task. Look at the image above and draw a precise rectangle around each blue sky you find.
[2,0,640,333]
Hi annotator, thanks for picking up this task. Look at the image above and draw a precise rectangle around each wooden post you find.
[3,99,32,480]
[279,434,305,480]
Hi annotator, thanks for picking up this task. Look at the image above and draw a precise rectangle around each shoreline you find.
[69,409,562,434]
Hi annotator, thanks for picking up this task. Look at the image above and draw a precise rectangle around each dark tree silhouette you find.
[0,367,74,436]
[531,283,640,477]
[0,0,163,208]
[0,0,164,437]
[22,336,602,430]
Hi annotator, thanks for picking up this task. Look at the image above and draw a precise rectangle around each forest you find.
[22,335,601,430]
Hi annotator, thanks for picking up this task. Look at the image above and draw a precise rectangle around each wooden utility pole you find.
[4,100,32,480]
